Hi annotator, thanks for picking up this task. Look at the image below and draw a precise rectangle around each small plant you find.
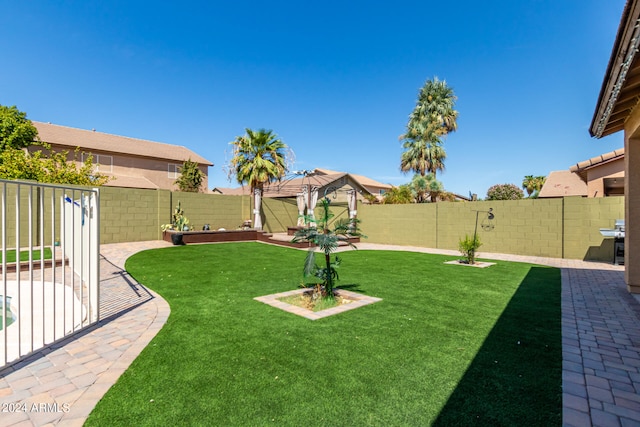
[161,201,192,232]
[458,234,482,264]
[292,197,364,300]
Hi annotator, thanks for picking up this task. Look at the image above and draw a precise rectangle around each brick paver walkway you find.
[0,240,636,426]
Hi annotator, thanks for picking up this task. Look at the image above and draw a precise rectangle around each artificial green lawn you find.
[85,242,561,426]
[1,247,52,263]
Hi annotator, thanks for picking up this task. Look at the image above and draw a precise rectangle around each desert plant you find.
[292,197,364,299]
[458,234,482,264]
[161,201,192,231]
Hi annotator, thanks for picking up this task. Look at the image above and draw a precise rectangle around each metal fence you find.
[0,180,100,369]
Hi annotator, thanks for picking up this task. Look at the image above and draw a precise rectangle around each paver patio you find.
[0,240,635,426]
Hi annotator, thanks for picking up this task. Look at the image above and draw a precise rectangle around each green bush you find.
[458,234,482,264]
[486,183,524,200]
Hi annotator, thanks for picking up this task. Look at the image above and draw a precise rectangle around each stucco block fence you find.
[6,185,624,262]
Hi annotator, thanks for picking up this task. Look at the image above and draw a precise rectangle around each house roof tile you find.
[569,148,625,173]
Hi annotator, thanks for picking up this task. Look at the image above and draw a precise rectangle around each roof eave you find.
[590,0,639,138]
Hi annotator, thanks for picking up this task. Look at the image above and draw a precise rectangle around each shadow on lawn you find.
[433,266,562,426]
[337,283,367,293]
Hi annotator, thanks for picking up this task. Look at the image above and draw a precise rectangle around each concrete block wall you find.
[167,192,249,232]
[357,204,437,247]
[262,198,298,233]
[563,196,625,261]
[1,181,623,262]
[100,187,162,243]
[357,197,624,262]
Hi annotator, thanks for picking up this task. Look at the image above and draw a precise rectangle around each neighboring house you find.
[32,122,213,190]
[590,0,640,293]
[539,148,624,198]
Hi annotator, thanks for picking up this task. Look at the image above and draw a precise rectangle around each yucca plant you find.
[292,197,364,299]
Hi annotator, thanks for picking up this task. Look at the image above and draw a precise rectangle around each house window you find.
[168,163,182,179]
[379,189,385,195]
[81,153,113,173]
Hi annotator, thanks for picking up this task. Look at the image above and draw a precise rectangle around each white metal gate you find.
[0,180,100,369]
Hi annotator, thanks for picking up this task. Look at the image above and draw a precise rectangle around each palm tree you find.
[229,128,288,229]
[407,77,458,138]
[400,77,457,185]
[522,175,547,197]
[400,139,446,178]
[522,175,536,197]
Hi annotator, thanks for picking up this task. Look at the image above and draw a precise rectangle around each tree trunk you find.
[325,252,333,295]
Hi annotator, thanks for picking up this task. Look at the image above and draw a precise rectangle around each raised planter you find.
[163,229,265,245]
[161,229,359,248]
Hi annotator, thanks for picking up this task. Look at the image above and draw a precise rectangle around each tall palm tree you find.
[229,128,288,228]
[400,139,446,177]
[407,77,458,138]
[400,77,457,183]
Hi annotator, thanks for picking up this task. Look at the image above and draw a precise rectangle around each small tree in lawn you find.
[292,197,364,300]
[175,159,205,192]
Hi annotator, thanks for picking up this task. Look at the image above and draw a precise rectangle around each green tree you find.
[522,175,546,197]
[400,77,457,202]
[522,175,535,196]
[292,197,363,299]
[0,105,39,151]
[228,128,288,195]
[486,183,524,200]
[175,159,205,192]
[0,144,110,185]
[383,185,413,204]
[410,173,444,203]
[400,139,446,178]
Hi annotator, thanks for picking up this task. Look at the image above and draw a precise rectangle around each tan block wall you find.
[563,196,625,260]
[167,193,249,232]
[0,181,625,263]
[100,187,162,243]
[262,198,299,233]
[357,197,622,261]
[357,204,437,247]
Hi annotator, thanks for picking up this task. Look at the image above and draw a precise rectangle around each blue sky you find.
[0,1,626,197]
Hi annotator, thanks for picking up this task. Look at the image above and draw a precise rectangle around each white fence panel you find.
[0,181,100,369]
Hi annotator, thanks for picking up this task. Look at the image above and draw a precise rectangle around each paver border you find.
[254,288,382,320]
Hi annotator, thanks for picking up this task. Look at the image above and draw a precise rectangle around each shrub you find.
[486,183,523,200]
[458,234,482,264]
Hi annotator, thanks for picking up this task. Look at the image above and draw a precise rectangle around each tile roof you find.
[538,170,588,198]
[569,148,624,173]
[313,168,393,189]
[215,172,370,198]
[33,122,213,166]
